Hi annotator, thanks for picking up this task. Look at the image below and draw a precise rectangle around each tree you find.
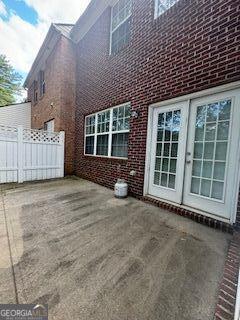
[0,55,23,106]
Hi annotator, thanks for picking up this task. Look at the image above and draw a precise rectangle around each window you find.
[96,110,110,156]
[39,70,46,97]
[44,119,54,132]
[33,80,38,103]
[85,103,130,158]
[110,0,132,55]
[154,0,179,18]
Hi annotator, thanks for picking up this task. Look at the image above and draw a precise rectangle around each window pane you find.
[111,133,128,158]
[195,106,206,141]
[204,142,214,160]
[206,103,219,122]
[162,158,169,172]
[97,135,109,156]
[205,123,216,141]
[154,171,160,185]
[171,143,178,157]
[192,160,201,177]
[219,100,231,120]
[169,159,177,173]
[157,129,164,141]
[202,161,213,179]
[85,136,94,155]
[211,181,224,200]
[168,174,176,189]
[193,143,203,159]
[191,177,200,195]
[86,115,95,134]
[112,0,132,31]
[201,179,211,198]
[156,0,179,17]
[97,111,110,133]
[155,158,161,171]
[111,17,131,54]
[163,143,170,157]
[156,143,162,156]
[112,104,130,132]
[213,162,226,181]
[215,142,227,161]
[217,121,230,141]
[160,173,168,187]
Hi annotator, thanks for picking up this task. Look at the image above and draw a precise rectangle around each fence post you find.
[17,126,24,183]
[59,131,65,177]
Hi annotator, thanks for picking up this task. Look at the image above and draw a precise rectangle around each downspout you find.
[235,268,240,320]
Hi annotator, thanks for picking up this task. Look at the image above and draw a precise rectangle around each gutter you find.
[235,268,240,320]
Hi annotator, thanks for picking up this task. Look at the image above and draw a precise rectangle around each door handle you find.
[186,151,192,164]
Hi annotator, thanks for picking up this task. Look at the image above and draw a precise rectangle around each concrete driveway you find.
[0,177,231,320]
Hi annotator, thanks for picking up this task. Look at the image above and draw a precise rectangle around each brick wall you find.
[75,0,240,186]
[237,190,240,229]
[74,0,240,223]
[29,35,76,174]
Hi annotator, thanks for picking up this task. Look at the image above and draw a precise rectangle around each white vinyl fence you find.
[0,125,65,184]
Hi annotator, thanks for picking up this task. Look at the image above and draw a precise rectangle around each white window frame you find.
[154,0,179,19]
[84,102,130,159]
[110,0,132,55]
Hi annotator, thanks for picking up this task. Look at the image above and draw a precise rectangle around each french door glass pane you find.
[191,99,231,200]
[153,109,181,190]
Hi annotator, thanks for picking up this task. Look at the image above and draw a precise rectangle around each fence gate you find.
[0,125,65,184]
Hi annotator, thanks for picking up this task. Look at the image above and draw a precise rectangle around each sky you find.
[0,0,91,94]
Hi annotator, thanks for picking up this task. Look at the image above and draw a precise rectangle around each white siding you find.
[0,103,31,128]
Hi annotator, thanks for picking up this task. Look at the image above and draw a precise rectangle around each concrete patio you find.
[0,177,231,320]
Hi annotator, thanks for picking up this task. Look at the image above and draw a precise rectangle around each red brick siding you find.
[74,0,240,222]
[29,36,76,175]
[215,231,240,320]
[237,191,240,229]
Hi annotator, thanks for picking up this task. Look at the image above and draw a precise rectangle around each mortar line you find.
[0,187,19,304]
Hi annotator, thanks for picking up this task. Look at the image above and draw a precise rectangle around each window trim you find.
[109,0,132,55]
[84,102,130,159]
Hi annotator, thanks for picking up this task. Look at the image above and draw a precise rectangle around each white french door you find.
[147,88,240,220]
[183,91,240,219]
[148,102,188,204]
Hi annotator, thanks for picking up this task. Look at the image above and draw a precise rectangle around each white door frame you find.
[144,81,240,224]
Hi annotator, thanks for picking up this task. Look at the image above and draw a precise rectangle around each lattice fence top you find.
[0,125,18,140]
[23,128,61,144]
